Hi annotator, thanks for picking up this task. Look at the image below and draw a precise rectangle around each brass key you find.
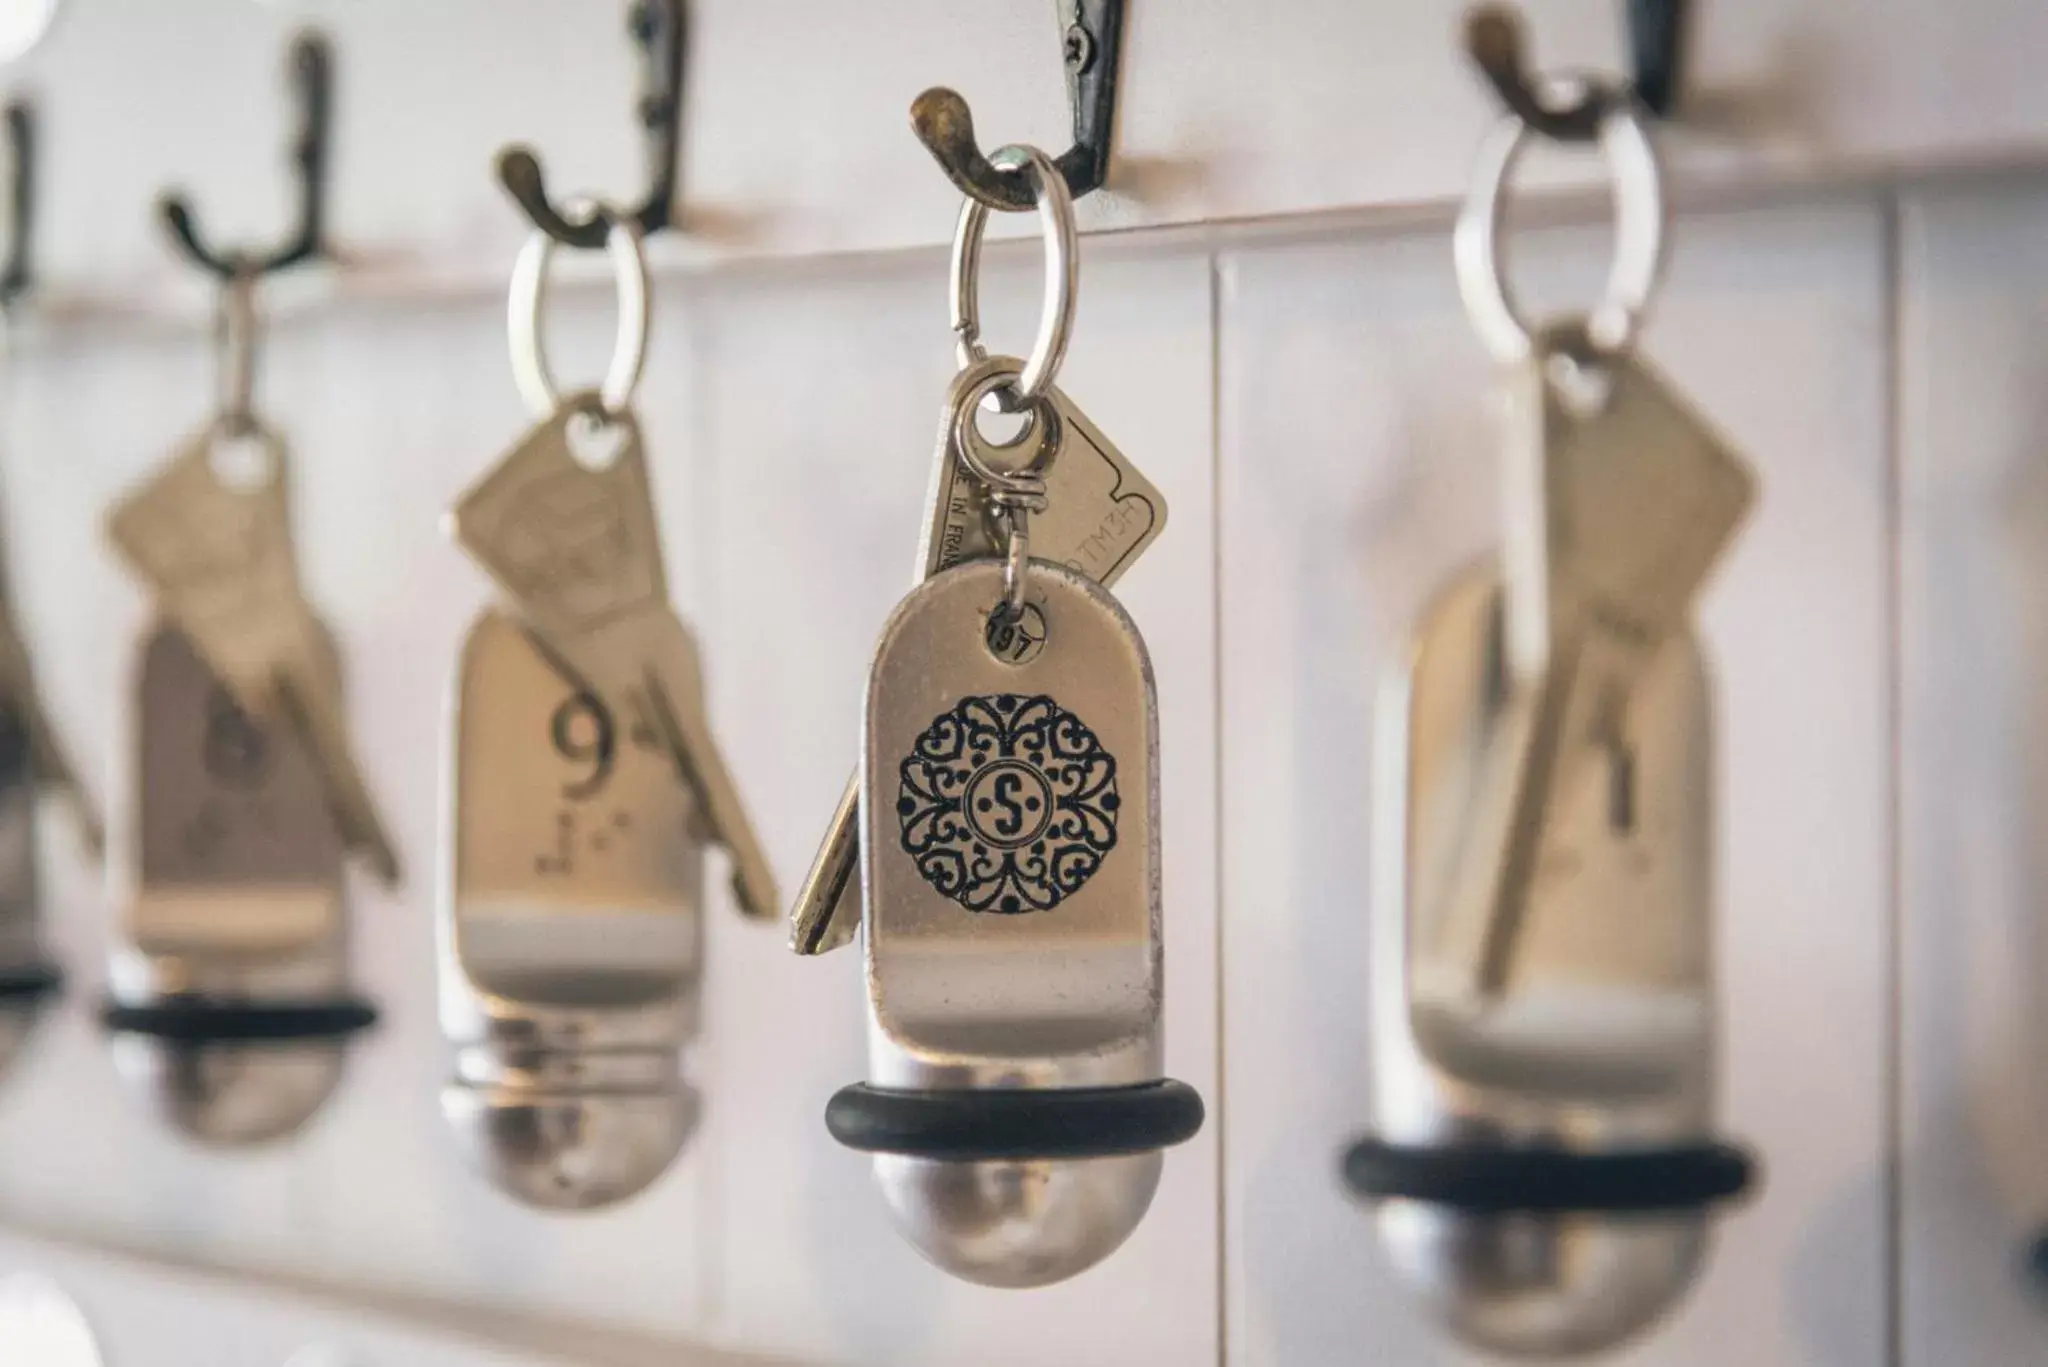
[105,421,400,886]
[449,395,777,921]
[1451,323,1755,995]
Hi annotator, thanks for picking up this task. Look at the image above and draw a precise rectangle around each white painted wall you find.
[0,2,2038,1365]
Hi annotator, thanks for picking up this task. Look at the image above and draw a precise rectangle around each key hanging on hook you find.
[911,0,1127,212]
[0,100,34,308]
[158,31,330,278]
[1464,0,1689,141]
[496,0,686,248]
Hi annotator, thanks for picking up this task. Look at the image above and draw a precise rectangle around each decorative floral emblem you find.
[897,694,1120,914]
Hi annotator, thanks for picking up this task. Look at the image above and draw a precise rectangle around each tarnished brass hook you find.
[912,0,1126,212]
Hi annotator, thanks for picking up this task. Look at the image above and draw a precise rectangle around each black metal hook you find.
[1463,1,1688,142]
[911,0,1126,213]
[496,0,686,249]
[0,100,34,308]
[158,31,330,279]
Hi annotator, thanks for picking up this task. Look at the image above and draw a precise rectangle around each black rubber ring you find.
[0,963,60,1003]
[827,1079,1205,1160]
[101,996,379,1043]
[1342,1136,1758,1214]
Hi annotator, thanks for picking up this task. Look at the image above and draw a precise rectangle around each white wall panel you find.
[1898,179,2048,1367]
[1217,198,1890,1364]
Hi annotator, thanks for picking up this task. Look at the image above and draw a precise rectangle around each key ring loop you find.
[214,262,260,435]
[1454,88,1666,365]
[950,143,1077,410]
[508,200,649,418]
[948,357,1059,623]
[949,357,1062,500]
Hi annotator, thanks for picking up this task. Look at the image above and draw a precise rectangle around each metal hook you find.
[911,0,1127,213]
[158,31,330,280]
[496,0,686,249]
[1463,1,1687,142]
[0,100,34,308]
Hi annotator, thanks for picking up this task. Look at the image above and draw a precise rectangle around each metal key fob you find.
[103,623,373,1146]
[825,558,1202,1288]
[1344,567,1757,1354]
[441,608,703,1209]
[1343,87,1765,1354]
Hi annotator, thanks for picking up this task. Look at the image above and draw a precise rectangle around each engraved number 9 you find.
[551,692,616,800]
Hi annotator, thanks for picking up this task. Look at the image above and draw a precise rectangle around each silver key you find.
[1456,324,1756,995]
[789,353,1167,955]
[105,422,401,886]
[448,394,777,921]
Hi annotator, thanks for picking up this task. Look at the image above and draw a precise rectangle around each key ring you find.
[1453,87,1665,366]
[507,199,649,419]
[951,143,1077,410]
[948,357,1059,623]
[213,262,260,436]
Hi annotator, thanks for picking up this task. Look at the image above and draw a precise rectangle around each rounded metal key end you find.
[111,1034,349,1147]
[103,995,375,1146]
[442,1043,698,1211]
[875,1150,1163,1288]
[830,1080,1203,1288]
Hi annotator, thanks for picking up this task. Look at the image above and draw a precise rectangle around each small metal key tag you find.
[451,609,703,944]
[129,624,346,962]
[105,419,400,886]
[788,354,1167,956]
[920,357,1167,589]
[1500,320,1756,680]
[861,559,1159,1051]
[447,393,774,922]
